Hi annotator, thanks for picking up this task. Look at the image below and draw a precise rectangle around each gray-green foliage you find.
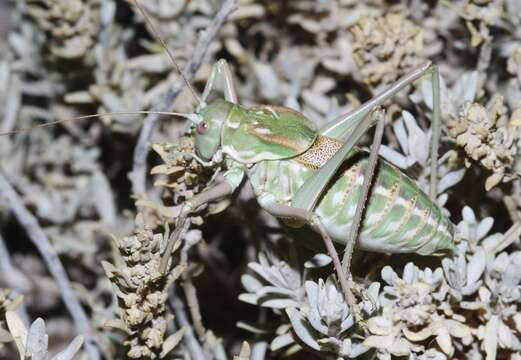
[102,214,185,359]
[5,312,83,360]
[3,0,521,358]
[240,206,521,359]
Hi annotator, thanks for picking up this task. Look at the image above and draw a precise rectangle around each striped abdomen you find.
[247,136,454,255]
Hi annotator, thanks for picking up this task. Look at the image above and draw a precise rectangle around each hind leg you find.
[199,59,238,109]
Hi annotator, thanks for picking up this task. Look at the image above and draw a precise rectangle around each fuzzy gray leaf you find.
[160,328,185,358]
[304,254,331,268]
[286,308,320,351]
[52,336,83,360]
[26,318,48,360]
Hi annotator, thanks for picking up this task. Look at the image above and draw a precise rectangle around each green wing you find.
[222,105,317,164]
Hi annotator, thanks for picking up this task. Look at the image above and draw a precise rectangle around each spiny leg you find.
[260,202,360,321]
[199,59,238,109]
[301,62,442,213]
[320,61,434,141]
[429,65,441,200]
[285,112,387,320]
[318,62,443,201]
[160,182,233,273]
[161,60,239,271]
[341,109,386,285]
[288,108,386,321]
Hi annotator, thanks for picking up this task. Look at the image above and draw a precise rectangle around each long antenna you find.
[133,0,201,104]
[0,111,191,136]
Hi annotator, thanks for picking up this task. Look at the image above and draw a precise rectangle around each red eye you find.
[197,121,209,134]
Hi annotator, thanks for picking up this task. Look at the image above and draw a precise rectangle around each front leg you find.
[160,181,234,273]
[160,166,245,273]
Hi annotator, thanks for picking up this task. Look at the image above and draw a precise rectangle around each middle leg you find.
[261,201,362,322]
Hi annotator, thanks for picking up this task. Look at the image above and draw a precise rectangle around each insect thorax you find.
[221,104,318,164]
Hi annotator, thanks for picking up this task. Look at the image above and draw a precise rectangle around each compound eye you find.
[196,121,209,134]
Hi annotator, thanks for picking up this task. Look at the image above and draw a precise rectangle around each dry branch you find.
[171,295,207,360]
[0,170,100,360]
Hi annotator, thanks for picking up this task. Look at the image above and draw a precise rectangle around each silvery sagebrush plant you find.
[350,10,425,91]
[239,249,380,358]
[285,276,379,358]
[448,95,520,190]
[143,133,229,225]
[102,214,185,359]
[4,311,83,360]
[238,207,521,359]
[450,207,521,359]
[415,67,521,190]
[364,263,472,359]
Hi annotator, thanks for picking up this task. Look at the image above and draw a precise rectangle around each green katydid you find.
[156,58,453,320]
[1,58,452,324]
[0,1,454,322]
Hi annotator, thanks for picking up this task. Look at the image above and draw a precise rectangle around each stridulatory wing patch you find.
[295,136,343,170]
